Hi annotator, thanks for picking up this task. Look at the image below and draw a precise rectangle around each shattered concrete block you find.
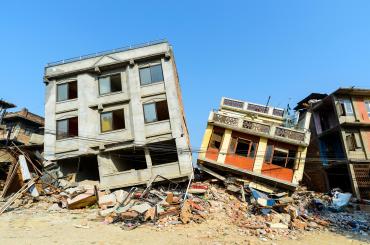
[98,193,117,207]
[120,211,139,219]
[67,193,97,210]
[130,203,151,214]
[114,190,128,204]
[99,207,116,217]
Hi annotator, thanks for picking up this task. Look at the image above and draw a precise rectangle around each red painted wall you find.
[354,98,370,122]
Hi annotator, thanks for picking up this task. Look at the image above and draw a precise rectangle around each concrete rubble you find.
[1,170,369,241]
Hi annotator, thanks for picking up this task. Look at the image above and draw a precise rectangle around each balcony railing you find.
[274,127,305,141]
[223,98,244,109]
[213,113,239,127]
[247,103,269,113]
[222,97,285,118]
[211,111,308,145]
[242,120,270,134]
[272,108,285,117]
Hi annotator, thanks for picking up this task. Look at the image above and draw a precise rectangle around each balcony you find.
[221,97,285,118]
[210,111,309,146]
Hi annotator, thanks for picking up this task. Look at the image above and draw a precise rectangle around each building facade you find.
[0,107,44,146]
[197,97,311,190]
[43,41,193,189]
[301,88,370,200]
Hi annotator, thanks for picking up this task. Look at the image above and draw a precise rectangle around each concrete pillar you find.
[217,129,232,164]
[198,124,213,160]
[126,64,146,145]
[292,146,307,184]
[44,80,57,161]
[144,147,153,177]
[253,137,268,173]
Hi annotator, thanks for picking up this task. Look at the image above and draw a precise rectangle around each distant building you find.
[197,97,312,190]
[299,88,370,200]
[43,40,193,189]
[0,106,44,146]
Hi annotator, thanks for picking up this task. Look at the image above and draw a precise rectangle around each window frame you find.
[229,137,257,159]
[56,80,78,102]
[339,98,354,116]
[139,63,164,86]
[56,117,79,140]
[100,109,126,133]
[365,100,370,117]
[98,73,122,95]
[143,100,170,124]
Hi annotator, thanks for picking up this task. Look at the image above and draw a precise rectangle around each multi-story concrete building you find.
[298,88,370,200]
[43,40,193,189]
[197,97,311,191]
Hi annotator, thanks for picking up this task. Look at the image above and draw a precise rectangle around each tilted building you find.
[43,40,193,189]
[299,88,370,200]
[197,97,312,190]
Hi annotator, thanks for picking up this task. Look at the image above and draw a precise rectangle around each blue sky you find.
[1,1,370,150]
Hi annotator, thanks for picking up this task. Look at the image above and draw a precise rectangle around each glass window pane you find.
[150,64,164,83]
[343,99,353,115]
[139,67,152,85]
[68,81,78,99]
[99,77,111,94]
[56,120,68,139]
[143,103,157,123]
[57,84,68,102]
[264,145,273,163]
[101,112,113,132]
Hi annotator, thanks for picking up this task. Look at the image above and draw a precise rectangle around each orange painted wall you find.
[223,131,259,171]
[260,140,297,183]
[225,154,254,171]
[206,147,219,162]
[354,98,370,122]
[261,164,294,182]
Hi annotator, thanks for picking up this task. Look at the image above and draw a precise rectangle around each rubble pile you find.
[1,174,369,241]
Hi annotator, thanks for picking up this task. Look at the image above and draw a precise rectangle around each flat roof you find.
[46,39,168,68]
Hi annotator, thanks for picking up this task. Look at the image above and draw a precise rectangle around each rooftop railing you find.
[46,39,168,67]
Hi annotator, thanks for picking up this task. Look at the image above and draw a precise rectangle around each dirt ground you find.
[0,208,369,245]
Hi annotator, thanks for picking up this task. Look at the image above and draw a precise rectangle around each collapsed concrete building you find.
[43,40,193,189]
[197,97,312,191]
[298,88,370,200]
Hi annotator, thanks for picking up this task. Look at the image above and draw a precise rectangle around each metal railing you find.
[46,39,168,67]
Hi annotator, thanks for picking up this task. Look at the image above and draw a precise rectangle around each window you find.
[57,81,77,102]
[338,99,354,116]
[345,132,362,151]
[149,140,178,166]
[229,137,257,158]
[98,74,122,95]
[24,128,33,136]
[56,117,78,140]
[365,100,370,117]
[264,145,297,169]
[100,109,125,132]
[139,64,164,85]
[272,149,289,167]
[143,100,169,123]
[264,145,274,163]
[209,127,224,150]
